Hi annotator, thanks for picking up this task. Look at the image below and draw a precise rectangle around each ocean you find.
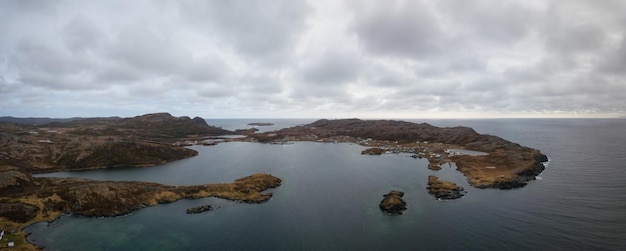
[27,119,626,250]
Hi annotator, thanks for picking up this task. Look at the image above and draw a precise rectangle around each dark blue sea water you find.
[27,119,626,250]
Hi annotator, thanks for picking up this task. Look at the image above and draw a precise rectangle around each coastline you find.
[0,115,548,249]
[1,169,281,250]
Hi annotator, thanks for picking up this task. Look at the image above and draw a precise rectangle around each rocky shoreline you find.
[0,167,281,250]
[252,118,548,190]
[0,115,548,249]
[0,113,275,250]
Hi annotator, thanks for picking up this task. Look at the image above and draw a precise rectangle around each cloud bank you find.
[1,0,625,118]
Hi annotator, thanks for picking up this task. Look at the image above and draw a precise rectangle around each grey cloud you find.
[3,0,58,13]
[95,64,145,83]
[106,26,191,76]
[289,48,364,100]
[178,0,311,60]
[239,73,284,94]
[437,0,537,44]
[14,40,77,76]
[418,54,487,77]
[196,83,237,99]
[61,15,104,53]
[290,82,347,100]
[185,56,229,83]
[365,66,415,87]
[0,76,8,93]
[299,50,362,84]
[598,38,626,75]
[544,21,607,54]
[351,1,443,59]
[503,66,548,83]
[12,39,100,90]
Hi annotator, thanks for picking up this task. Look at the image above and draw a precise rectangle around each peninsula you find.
[0,113,281,250]
[249,119,548,189]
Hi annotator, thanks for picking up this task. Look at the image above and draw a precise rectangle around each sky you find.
[1,0,625,119]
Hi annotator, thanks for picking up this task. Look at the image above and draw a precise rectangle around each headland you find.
[245,118,548,190]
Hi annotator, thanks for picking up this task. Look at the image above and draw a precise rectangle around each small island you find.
[361,147,385,155]
[186,205,214,214]
[427,176,465,200]
[247,122,274,126]
[379,191,407,215]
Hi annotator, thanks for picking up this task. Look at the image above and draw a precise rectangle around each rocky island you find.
[186,205,214,214]
[427,176,465,200]
[379,191,407,215]
[247,122,274,126]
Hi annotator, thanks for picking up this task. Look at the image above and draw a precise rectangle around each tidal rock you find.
[428,162,442,170]
[361,148,385,155]
[379,190,407,215]
[186,205,213,214]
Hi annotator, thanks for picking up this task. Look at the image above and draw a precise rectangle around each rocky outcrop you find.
[379,191,407,214]
[0,169,281,218]
[361,147,385,155]
[0,202,39,223]
[234,128,259,135]
[0,169,38,196]
[427,176,465,200]
[186,205,213,214]
[53,141,198,170]
[427,158,443,170]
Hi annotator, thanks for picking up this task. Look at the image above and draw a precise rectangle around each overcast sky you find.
[1,0,625,118]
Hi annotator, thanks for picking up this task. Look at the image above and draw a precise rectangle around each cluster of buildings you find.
[0,230,15,247]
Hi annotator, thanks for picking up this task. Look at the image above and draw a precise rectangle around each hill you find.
[0,113,233,173]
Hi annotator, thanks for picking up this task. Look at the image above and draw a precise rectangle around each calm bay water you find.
[28,119,626,250]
